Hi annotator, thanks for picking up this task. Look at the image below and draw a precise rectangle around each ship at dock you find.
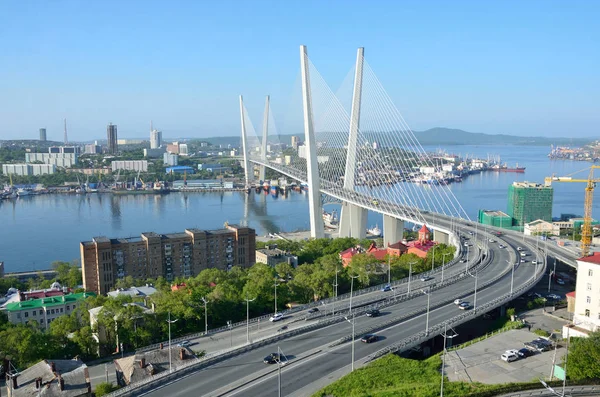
[323,209,338,229]
[491,163,525,173]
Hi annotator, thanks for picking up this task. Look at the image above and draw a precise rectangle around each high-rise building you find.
[39,128,47,141]
[291,136,299,150]
[507,181,553,226]
[150,130,162,149]
[107,123,118,154]
[179,143,189,156]
[80,225,256,295]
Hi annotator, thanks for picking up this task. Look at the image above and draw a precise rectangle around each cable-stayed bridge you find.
[239,46,470,246]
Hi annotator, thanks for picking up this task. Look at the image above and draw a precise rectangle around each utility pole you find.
[408,261,417,296]
[442,252,451,282]
[349,274,359,314]
[387,254,392,285]
[440,324,459,397]
[344,314,356,372]
[423,288,431,335]
[431,245,436,271]
[274,278,280,315]
[508,259,515,295]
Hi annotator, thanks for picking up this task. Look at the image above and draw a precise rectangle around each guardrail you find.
[363,252,546,363]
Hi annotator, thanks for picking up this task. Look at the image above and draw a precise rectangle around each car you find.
[454,299,463,305]
[420,276,433,282]
[468,231,474,235]
[498,244,505,249]
[464,242,469,247]
[521,260,527,263]
[517,247,523,251]
[488,239,495,243]
[269,313,283,322]
[460,259,466,263]
[381,285,393,292]
[307,307,320,314]
[520,252,527,257]
[366,309,380,317]
[361,334,379,343]
[458,302,471,310]
[263,352,285,364]
[546,294,562,301]
[177,340,190,347]
[517,347,535,358]
[556,278,565,285]
[505,349,520,356]
[531,260,538,265]
[501,352,519,362]
[524,340,551,352]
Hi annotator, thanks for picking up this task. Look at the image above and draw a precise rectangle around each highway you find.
[138,231,539,397]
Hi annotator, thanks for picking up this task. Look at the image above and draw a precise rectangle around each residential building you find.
[179,143,189,156]
[507,181,553,226]
[564,252,600,338]
[2,163,56,176]
[166,142,180,154]
[524,219,560,236]
[256,245,298,267]
[163,152,179,166]
[111,160,148,172]
[478,210,513,228]
[165,165,194,175]
[117,139,144,145]
[200,141,209,147]
[107,123,118,154]
[291,136,299,150]
[4,292,96,330]
[144,148,166,158]
[150,129,162,149]
[49,146,80,154]
[5,359,91,397]
[84,143,101,154]
[80,225,256,295]
[26,150,78,167]
[114,346,194,387]
[39,128,47,141]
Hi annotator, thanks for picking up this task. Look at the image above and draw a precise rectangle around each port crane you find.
[544,165,600,257]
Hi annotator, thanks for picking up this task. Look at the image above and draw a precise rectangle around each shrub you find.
[95,382,118,396]
[533,328,550,337]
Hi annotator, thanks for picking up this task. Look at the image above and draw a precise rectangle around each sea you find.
[0,144,595,273]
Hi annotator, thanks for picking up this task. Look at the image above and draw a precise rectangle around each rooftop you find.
[81,227,248,245]
[8,359,90,397]
[578,252,600,265]
[5,292,96,312]
[114,347,194,385]
[482,210,511,217]
[107,286,157,298]
[512,181,551,189]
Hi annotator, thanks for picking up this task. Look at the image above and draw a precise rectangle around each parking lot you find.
[444,329,567,384]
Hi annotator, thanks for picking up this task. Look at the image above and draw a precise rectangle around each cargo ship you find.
[491,163,525,173]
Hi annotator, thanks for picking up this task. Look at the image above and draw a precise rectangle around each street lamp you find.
[166,311,178,373]
[441,252,451,283]
[467,269,478,310]
[201,297,209,335]
[466,245,470,272]
[422,288,431,335]
[227,320,233,347]
[276,346,288,397]
[349,274,359,314]
[440,324,458,397]
[507,259,515,295]
[407,261,417,296]
[344,314,356,372]
[245,294,256,344]
[431,245,436,271]
[387,254,392,285]
[274,278,280,315]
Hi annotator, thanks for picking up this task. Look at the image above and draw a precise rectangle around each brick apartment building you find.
[81,224,255,295]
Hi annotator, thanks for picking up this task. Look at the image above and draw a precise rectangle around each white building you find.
[144,148,166,158]
[111,160,148,172]
[179,143,189,156]
[524,219,560,236]
[2,163,56,176]
[163,152,178,166]
[565,253,600,338]
[25,152,78,167]
[84,143,102,154]
[150,130,162,149]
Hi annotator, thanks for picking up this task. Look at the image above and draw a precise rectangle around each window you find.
[587,296,592,304]
[40,319,44,324]
[588,283,592,291]
[60,308,63,313]
[32,311,36,317]
[16,313,21,319]
[590,269,594,277]
[585,309,590,317]
[39,310,43,315]
[67,305,70,310]
[24,312,28,318]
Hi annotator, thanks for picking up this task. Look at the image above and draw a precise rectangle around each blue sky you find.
[0,0,598,141]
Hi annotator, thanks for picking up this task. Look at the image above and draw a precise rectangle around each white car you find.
[531,260,538,265]
[488,239,495,243]
[501,352,519,362]
[517,247,523,251]
[498,245,505,249]
[454,299,463,305]
[269,313,283,322]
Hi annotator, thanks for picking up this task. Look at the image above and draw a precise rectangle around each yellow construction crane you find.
[544,165,600,257]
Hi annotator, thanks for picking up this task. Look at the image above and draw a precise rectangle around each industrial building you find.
[107,123,118,154]
[80,225,256,295]
[256,245,298,267]
[111,160,148,172]
[2,163,56,176]
[171,179,234,189]
[507,181,553,226]
[478,210,513,228]
[198,163,231,173]
[166,165,194,174]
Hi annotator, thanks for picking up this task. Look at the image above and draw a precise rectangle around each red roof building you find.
[406,225,437,258]
[340,241,408,267]
[577,252,600,264]
[171,283,187,291]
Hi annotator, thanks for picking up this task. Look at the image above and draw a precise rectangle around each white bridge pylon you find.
[239,45,470,241]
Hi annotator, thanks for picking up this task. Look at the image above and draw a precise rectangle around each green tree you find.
[52,261,72,282]
[95,382,119,396]
[563,331,600,380]
[348,253,380,286]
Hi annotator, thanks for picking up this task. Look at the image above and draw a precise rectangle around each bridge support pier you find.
[434,229,450,245]
[300,45,324,238]
[383,215,404,247]
[339,203,367,239]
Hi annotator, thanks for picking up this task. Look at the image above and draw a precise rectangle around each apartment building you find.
[566,252,600,338]
[81,225,256,295]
